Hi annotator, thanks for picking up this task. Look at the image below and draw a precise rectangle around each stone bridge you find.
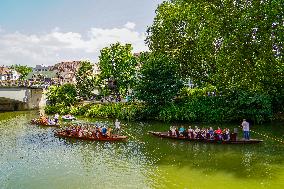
[0,87,46,111]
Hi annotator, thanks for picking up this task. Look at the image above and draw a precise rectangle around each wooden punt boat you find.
[37,123,60,127]
[54,131,127,142]
[149,131,263,144]
[30,120,60,127]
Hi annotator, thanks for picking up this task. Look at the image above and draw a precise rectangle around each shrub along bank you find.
[45,90,274,124]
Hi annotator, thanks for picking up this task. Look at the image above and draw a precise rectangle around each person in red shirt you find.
[214,127,222,140]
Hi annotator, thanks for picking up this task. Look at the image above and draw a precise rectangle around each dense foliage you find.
[75,61,96,99]
[97,42,138,96]
[135,53,183,106]
[45,0,283,124]
[45,83,77,107]
[146,0,284,92]
[45,90,272,123]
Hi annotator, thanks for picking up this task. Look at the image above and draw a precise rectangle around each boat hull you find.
[55,132,127,142]
[149,131,263,144]
[30,120,60,127]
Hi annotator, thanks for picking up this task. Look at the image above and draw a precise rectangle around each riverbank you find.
[44,98,277,124]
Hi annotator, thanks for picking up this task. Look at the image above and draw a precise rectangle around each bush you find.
[45,104,71,115]
[44,89,274,124]
[84,103,146,120]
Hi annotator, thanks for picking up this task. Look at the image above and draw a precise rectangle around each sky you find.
[0,0,164,67]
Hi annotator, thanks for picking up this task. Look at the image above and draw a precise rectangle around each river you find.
[0,111,283,189]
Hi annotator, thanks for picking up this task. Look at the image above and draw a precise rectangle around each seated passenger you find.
[194,126,201,139]
[208,127,214,139]
[188,126,194,139]
[107,127,112,137]
[54,113,59,123]
[223,128,230,141]
[71,127,76,136]
[101,126,107,136]
[183,129,189,138]
[175,127,180,138]
[78,129,83,137]
[200,128,206,139]
[214,127,222,140]
[168,126,173,136]
[171,126,176,136]
[179,126,185,135]
[48,118,55,125]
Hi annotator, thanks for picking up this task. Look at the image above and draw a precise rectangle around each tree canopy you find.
[146,0,284,93]
[75,61,96,100]
[46,83,77,106]
[97,42,138,96]
[135,52,183,106]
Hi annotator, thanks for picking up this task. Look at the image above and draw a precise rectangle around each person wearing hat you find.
[241,119,250,140]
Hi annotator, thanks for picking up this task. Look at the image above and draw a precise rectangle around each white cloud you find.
[124,22,136,30]
[0,22,148,67]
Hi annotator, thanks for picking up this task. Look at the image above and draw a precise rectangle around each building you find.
[50,61,82,84]
[0,67,20,81]
[26,71,57,83]
[33,65,52,72]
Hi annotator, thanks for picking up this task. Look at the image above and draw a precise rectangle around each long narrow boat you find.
[149,131,263,144]
[54,131,127,142]
[37,123,60,127]
[30,120,60,127]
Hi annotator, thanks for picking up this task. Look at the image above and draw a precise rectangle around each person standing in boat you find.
[54,113,59,124]
[114,119,121,134]
[241,119,250,140]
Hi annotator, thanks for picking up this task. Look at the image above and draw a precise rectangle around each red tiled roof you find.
[0,67,10,75]
[50,61,81,72]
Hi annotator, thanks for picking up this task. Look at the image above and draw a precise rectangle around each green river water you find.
[0,111,283,189]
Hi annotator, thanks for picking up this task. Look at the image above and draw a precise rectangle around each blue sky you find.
[0,0,163,66]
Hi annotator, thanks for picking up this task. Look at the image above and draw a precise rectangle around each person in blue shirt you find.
[101,126,107,136]
[179,126,185,134]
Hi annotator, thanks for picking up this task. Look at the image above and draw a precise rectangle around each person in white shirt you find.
[241,119,250,140]
[54,113,59,123]
[114,119,121,134]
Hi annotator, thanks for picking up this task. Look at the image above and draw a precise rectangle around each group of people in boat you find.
[32,113,59,126]
[59,123,118,139]
[168,126,234,141]
[58,119,121,139]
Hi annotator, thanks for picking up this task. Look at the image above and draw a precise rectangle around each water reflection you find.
[0,111,283,189]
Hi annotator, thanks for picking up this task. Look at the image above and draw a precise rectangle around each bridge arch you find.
[0,87,46,111]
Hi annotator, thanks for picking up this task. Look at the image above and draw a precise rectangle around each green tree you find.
[75,61,95,100]
[10,64,32,80]
[135,52,183,106]
[146,0,284,93]
[46,83,77,106]
[98,42,138,96]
